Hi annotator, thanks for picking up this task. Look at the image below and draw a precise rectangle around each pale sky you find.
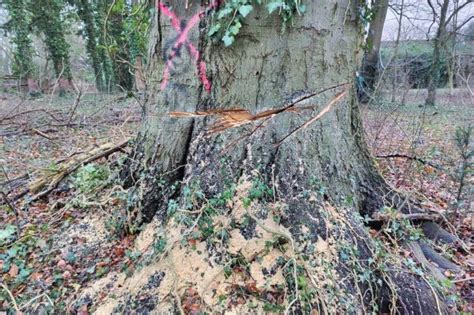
[382,0,474,41]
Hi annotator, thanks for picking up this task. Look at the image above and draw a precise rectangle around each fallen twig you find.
[375,154,445,172]
[67,88,83,127]
[371,212,442,222]
[27,138,131,202]
[31,128,54,140]
[0,283,21,313]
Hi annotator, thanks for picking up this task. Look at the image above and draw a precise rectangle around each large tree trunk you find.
[108,1,455,313]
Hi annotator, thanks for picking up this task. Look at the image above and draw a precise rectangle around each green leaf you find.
[217,7,233,19]
[267,1,285,14]
[0,225,16,241]
[229,22,242,35]
[208,23,221,37]
[238,5,253,18]
[222,34,235,46]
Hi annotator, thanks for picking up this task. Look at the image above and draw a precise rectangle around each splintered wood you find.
[169,86,348,144]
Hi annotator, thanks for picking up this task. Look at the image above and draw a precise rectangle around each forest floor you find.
[0,89,472,313]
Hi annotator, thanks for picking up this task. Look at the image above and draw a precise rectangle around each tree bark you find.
[77,0,106,92]
[106,0,134,92]
[360,0,389,103]
[5,0,39,96]
[425,0,450,106]
[117,1,453,313]
[31,0,74,95]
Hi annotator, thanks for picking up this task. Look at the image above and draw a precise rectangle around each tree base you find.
[77,169,455,314]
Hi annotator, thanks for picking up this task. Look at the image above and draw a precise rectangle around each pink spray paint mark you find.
[158,1,220,92]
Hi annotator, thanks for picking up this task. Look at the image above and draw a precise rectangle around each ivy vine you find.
[209,0,306,47]
[4,0,35,78]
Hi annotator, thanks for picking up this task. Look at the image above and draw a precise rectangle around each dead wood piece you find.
[0,174,30,190]
[375,154,445,172]
[1,108,63,122]
[31,128,55,140]
[27,138,131,202]
[371,212,442,222]
[169,83,350,138]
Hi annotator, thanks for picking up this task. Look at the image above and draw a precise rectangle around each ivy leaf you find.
[238,5,253,18]
[0,225,16,241]
[217,7,233,19]
[229,21,242,35]
[208,23,221,37]
[267,1,285,14]
[222,34,235,47]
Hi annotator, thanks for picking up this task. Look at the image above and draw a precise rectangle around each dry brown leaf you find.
[8,263,19,277]
[31,272,43,281]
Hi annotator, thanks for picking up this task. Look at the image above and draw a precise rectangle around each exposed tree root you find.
[419,242,462,272]
[422,222,462,245]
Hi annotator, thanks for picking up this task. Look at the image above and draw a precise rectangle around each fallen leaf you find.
[31,272,42,281]
[9,264,19,277]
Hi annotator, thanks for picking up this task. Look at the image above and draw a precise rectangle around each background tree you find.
[425,0,473,106]
[103,0,133,92]
[73,0,106,91]
[3,0,38,95]
[93,0,115,91]
[30,0,73,94]
[118,0,455,312]
[464,20,474,40]
[424,0,450,106]
[360,0,389,103]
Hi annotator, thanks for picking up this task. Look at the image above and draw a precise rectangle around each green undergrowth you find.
[0,160,129,312]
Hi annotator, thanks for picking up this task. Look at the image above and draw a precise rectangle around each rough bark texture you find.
[119,0,453,313]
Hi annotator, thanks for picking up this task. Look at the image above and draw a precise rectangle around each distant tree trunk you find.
[391,0,404,103]
[5,0,39,96]
[77,0,106,91]
[425,0,450,106]
[106,0,134,92]
[360,0,389,103]
[31,0,73,95]
[118,1,453,313]
[447,1,459,95]
[95,0,115,92]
